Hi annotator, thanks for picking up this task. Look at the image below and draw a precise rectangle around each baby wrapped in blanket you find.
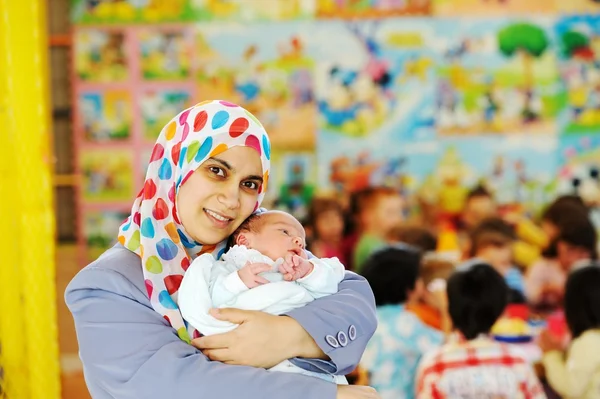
[179,210,347,384]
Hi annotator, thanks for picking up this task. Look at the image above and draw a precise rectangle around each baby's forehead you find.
[260,212,304,233]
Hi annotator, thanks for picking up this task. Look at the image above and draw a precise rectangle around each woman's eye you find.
[243,181,259,190]
[210,167,225,177]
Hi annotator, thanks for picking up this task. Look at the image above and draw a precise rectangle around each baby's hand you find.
[279,252,313,281]
[238,262,271,289]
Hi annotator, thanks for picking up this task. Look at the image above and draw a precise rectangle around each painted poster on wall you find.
[195,22,317,153]
[316,0,431,18]
[74,29,129,82]
[140,88,193,141]
[433,17,561,136]
[556,0,600,14]
[314,18,438,196]
[70,0,314,24]
[78,90,133,142]
[555,15,600,136]
[139,30,193,80]
[433,0,552,16]
[80,149,134,202]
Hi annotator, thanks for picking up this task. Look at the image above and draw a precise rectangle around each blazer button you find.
[337,331,348,347]
[325,334,340,348]
[348,324,357,341]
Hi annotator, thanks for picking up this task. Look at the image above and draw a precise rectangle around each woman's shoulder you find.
[65,244,147,302]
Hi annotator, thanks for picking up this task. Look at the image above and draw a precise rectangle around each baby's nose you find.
[292,237,303,247]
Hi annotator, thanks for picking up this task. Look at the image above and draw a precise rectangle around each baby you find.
[179,210,346,383]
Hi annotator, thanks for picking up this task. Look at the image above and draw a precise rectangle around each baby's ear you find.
[236,233,250,247]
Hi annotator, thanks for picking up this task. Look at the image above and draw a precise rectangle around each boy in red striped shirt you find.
[415,261,545,399]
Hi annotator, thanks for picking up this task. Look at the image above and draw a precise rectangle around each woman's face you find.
[177,146,263,245]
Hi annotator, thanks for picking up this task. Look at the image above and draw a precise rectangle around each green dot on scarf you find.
[126,230,141,252]
[145,255,163,274]
[177,327,191,344]
[186,140,200,163]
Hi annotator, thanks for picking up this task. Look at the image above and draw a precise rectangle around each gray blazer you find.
[65,245,377,398]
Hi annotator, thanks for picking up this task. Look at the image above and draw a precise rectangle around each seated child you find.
[539,264,600,399]
[416,261,545,399]
[353,187,404,273]
[467,217,526,301]
[178,210,346,384]
[360,246,446,398]
[406,254,455,331]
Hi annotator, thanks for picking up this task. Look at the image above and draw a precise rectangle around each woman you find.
[66,100,379,399]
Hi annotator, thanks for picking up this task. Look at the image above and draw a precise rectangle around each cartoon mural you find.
[555,15,600,135]
[195,22,317,151]
[317,0,431,18]
[78,90,132,142]
[434,18,561,135]
[75,29,129,81]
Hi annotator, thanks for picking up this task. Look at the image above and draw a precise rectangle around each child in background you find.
[539,264,600,399]
[407,254,455,331]
[387,225,438,252]
[305,197,347,267]
[416,262,545,399]
[360,246,448,399]
[525,200,588,310]
[467,217,526,301]
[179,210,346,384]
[353,187,404,273]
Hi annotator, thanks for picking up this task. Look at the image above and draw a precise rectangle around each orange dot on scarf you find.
[118,235,125,245]
[209,143,228,157]
[199,244,216,256]
[195,100,212,107]
[165,121,177,140]
[165,222,180,243]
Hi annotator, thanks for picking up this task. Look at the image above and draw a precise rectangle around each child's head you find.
[306,197,345,242]
[564,265,600,339]
[232,210,306,261]
[541,195,589,241]
[388,225,438,252]
[419,254,455,306]
[356,187,404,236]
[462,185,497,230]
[448,262,509,340]
[361,245,423,306]
[556,214,598,271]
[468,217,515,274]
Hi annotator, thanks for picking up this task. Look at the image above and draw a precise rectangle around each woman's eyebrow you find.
[208,157,232,171]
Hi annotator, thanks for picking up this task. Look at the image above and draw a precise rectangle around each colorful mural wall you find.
[71,0,600,255]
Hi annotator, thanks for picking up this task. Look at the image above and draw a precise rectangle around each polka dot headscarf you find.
[118,100,271,342]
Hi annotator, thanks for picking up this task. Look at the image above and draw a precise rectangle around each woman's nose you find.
[218,184,240,209]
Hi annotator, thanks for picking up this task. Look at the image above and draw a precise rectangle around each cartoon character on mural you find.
[556,16,600,134]
[80,91,131,142]
[435,19,558,135]
[318,21,398,136]
[196,25,316,152]
[75,30,128,82]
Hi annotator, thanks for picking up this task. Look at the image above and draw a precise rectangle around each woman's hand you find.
[191,308,327,368]
[336,385,380,399]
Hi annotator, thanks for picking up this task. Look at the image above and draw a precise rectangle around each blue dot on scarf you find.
[141,217,155,238]
[156,238,178,261]
[159,290,178,309]
[158,158,173,180]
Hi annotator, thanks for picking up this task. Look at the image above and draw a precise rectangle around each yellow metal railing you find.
[0,0,61,397]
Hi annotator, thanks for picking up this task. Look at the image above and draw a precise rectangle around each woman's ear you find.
[236,233,250,247]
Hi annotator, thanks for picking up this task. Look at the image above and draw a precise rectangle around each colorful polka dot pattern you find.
[118,100,271,342]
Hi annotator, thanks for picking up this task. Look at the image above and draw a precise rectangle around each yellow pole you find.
[0,0,61,397]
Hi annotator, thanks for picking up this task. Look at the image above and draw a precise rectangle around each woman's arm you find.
[286,271,377,375]
[195,271,377,376]
[65,266,337,399]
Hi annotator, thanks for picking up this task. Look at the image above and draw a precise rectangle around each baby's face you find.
[245,211,307,261]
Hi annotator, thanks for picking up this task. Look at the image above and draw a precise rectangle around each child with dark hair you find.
[387,225,438,252]
[539,265,600,399]
[416,262,544,399]
[360,246,446,399]
[556,214,598,271]
[467,217,526,299]
[525,200,589,310]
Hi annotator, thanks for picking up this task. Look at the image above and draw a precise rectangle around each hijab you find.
[118,100,271,342]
